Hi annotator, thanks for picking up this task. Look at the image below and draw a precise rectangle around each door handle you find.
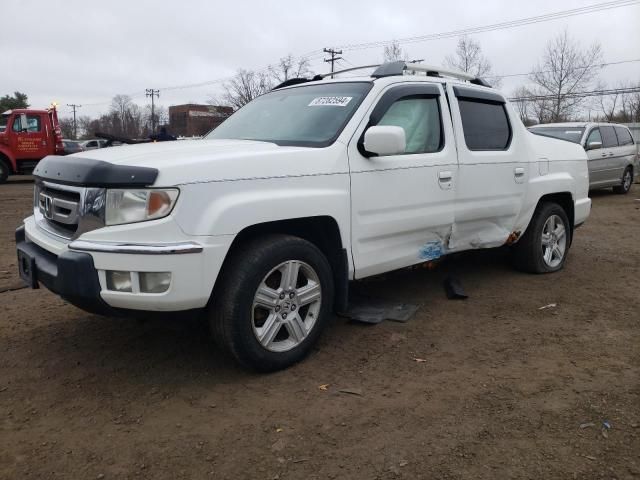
[601,152,608,157]
[438,171,453,190]
[608,152,614,156]
[514,167,525,177]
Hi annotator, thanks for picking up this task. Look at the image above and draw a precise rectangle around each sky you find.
[2,0,639,120]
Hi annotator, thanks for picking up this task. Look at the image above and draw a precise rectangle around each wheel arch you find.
[0,148,15,173]
[535,191,575,245]
[213,216,349,313]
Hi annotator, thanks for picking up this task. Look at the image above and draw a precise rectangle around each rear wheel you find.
[0,159,10,184]
[613,167,632,194]
[209,234,334,371]
[513,202,571,273]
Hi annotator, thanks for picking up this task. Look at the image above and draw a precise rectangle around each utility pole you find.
[145,89,160,134]
[323,48,342,79]
[67,104,81,139]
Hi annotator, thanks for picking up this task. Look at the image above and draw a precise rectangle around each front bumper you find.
[18,216,235,313]
[16,225,109,314]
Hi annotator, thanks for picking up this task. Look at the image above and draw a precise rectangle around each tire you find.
[613,167,633,194]
[513,202,571,274]
[209,234,334,372]
[0,159,9,184]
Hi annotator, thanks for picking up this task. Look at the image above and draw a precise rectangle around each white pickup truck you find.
[16,62,591,371]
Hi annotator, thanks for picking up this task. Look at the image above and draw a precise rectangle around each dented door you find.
[446,84,527,251]
[348,83,457,279]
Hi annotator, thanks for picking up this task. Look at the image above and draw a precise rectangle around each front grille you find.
[34,182,106,240]
[36,183,83,239]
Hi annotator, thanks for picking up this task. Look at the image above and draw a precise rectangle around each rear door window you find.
[458,99,511,150]
[614,126,634,146]
[600,126,618,148]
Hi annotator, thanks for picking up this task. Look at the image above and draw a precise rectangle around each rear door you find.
[584,127,607,187]
[613,125,636,174]
[446,84,527,250]
[348,82,457,278]
[599,126,621,185]
[9,113,49,161]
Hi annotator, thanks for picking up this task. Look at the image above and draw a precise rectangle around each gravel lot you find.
[1,177,639,480]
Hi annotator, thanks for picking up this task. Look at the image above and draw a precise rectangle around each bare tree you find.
[445,36,494,77]
[269,54,312,83]
[512,86,534,125]
[144,105,168,135]
[58,117,75,139]
[528,30,602,123]
[597,83,620,122]
[383,40,408,63]
[221,69,273,110]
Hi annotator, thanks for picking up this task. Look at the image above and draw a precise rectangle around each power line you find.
[489,58,640,79]
[66,104,81,139]
[335,0,640,51]
[509,85,640,102]
[57,0,640,110]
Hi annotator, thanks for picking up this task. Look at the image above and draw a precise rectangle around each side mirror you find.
[587,141,602,150]
[363,125,406,157]
[19,113,28,132]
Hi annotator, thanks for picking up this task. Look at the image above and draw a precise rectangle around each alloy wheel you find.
[541,214,567,268]
[251,260,322,352]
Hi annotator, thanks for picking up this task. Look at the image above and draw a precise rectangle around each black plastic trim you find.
[33,155,158,187]
[371,61,407,78]
[16,227,111,314]
[453,85,505,104]
[368,84,441,125]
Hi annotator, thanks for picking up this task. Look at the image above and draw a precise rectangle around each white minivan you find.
[530,122,637,193]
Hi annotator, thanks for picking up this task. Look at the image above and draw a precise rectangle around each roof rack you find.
[272,61,492,90]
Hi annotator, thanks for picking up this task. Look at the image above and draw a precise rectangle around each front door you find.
[348,83,457,279]
[446,84,528,250]
[584,127,608,187]
[9,113,49,162]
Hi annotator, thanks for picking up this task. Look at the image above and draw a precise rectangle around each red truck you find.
[0,106,64,183]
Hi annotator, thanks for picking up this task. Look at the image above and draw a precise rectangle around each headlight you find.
[105,188,179,226]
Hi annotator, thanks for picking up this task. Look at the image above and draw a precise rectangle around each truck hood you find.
[71,139,337,185]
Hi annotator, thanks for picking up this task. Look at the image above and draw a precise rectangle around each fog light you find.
[139,272,171,293]
[106,271,132,292]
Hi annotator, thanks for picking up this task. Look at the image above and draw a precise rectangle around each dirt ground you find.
[0,177,638,480]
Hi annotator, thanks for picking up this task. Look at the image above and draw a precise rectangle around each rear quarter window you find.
[458,99,511,151]
[614,126,634,146]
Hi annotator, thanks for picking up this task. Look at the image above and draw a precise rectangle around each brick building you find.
[168,104,233,137]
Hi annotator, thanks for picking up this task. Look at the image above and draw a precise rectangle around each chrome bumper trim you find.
[68,240,203,255]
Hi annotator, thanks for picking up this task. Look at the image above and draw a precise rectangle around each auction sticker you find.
[308,96,353,107]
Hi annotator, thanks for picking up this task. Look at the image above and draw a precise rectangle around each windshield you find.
[530,127,585,144]
[206,82,372,147]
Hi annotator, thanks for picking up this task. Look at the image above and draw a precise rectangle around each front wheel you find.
[209,234,334,371]
[0,160,10,184]
[613,167,633,194]
[513,202,571,273]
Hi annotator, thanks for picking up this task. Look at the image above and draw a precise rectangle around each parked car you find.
[16,61,591,371]
[80,139,108,150]
[529,122,637,193]
[62,139,85,155]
